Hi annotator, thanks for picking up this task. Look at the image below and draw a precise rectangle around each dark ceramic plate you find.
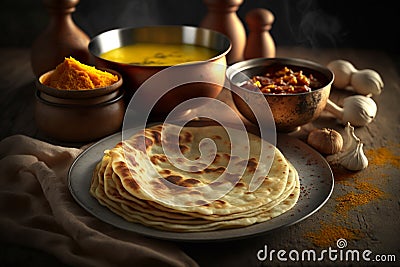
[68,129,334,242]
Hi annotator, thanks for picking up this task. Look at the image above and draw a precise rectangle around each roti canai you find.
[89,124,300,232]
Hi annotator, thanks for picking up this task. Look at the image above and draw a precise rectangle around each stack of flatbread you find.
[90,124,300,232]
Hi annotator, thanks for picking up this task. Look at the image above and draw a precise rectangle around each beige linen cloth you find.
[0,134,198,267]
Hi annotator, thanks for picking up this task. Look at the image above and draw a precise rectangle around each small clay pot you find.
[35,70,125,143]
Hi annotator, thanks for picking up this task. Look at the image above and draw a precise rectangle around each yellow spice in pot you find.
[43,57,118,90]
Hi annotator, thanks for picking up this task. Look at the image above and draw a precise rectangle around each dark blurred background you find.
[1,0,398,56]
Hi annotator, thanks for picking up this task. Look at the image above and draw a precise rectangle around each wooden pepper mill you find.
[31,0,90,77]
[200,0,246,65]
[244,8,276,59]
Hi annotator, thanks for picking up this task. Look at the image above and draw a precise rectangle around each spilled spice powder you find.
[304,174,386,247]
[365,146,400,168]
[304,223,362,247]
[335,180,384,215]
[303,146,392,247]
[303,144,399,248]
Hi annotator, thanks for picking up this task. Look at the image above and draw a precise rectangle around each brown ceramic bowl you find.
[35,70,125,143]
[36,68,123,98]
[226,58,334,132]
[88,25,231,118]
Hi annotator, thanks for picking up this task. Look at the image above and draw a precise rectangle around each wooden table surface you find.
[0,47,399,266]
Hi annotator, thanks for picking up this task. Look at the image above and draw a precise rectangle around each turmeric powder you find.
[335,180,384,215]
[43,57,118,90]
[304,223,362,247]
[304,178,382,248]
[365,146,400,168]
[303,145,395,247]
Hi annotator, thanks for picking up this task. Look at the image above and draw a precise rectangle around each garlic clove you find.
[342,95,377,126]
[337,140,368,171]
[307,128,343,155]
[327,59,357,89]
[326,122,368,171]
[342,122,359,151]
[350,69,384,96]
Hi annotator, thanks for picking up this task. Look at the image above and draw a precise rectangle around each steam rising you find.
[294,1,343,48]
[75,0,161,37]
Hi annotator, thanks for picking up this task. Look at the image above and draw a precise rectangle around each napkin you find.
[0,135,198,267]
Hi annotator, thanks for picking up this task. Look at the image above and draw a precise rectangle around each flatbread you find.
[92,160,299,232]
[114,125,288,214]
[104,154,296,220]
[89,124,300,232]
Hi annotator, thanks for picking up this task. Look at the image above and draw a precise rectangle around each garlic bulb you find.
[327,59,357,88]
[307,128,343,155]
[337,141,368,171]
[350,69,384,96]
[327,123,368,171]
[325,95,377,126]
[341,96,377,126]
[327,59,383,96]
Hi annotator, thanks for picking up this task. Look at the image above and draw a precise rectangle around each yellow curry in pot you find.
[100,43,218,66]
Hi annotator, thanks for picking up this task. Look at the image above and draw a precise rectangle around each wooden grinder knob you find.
[42,0,79,9]
[31,0,90,77]
[244,8,276,59]
[200,0,247,64]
